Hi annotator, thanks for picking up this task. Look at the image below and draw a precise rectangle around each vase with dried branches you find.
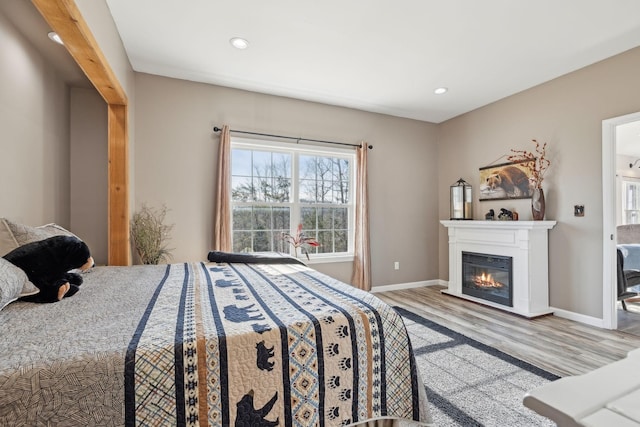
[507,139,551,220]
[130,204,174,264]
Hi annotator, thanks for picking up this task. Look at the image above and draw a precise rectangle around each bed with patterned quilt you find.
[0,255,431,426]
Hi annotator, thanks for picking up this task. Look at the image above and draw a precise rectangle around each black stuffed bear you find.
[3,235,94,303]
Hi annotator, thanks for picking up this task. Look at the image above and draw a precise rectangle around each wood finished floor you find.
[617,298,640,335]
[376,285,640,377]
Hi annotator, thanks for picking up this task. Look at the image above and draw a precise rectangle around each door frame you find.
[602,111,640,329]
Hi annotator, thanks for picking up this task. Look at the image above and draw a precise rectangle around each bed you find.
[0,253,431,426]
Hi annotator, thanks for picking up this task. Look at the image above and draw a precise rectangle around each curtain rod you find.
[213,126,373,149]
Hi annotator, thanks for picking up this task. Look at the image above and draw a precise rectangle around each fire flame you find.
[473,272,503,288]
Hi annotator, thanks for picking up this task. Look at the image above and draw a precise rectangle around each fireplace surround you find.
[441,220,556,318]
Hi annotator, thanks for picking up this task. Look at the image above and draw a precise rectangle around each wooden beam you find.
[31,0,127,105]
[108,104,130,265]
[32,0,131,265]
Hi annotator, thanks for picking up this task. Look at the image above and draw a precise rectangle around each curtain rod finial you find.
[213,126,221,132]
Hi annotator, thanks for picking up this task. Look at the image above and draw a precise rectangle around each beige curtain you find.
[213,125,232,251]
[351,142,371,291]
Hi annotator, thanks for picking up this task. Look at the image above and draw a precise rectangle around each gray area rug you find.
[395,307,559,427]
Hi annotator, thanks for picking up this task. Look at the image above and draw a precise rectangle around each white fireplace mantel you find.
[440,220,557,318]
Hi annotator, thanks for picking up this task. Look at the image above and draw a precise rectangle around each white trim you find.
[602,111,640,330]
[306,254,354,265]
[370,279,443,293]
[232,137,354,155]
[550,306,606,329]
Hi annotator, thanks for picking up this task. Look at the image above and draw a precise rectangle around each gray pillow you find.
[0,218,19,257]
[4,219,77,246]
[1,219,65,296]
[0,258,29,311]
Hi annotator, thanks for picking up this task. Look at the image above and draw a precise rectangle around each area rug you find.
[395,307,560,427]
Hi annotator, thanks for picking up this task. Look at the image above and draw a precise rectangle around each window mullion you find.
[291,152,300,235]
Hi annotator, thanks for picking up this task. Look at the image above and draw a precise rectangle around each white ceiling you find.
[104,0,640,124]
[3,1,640,153]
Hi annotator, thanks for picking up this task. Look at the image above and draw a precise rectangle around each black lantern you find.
[450,178,473,220]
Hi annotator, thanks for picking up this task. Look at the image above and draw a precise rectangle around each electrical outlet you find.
[394,261,400,270]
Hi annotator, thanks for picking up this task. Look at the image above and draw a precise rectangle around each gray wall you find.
[133,73,440,285]
[0,7,70,227]
[0,1,126,265]
[75,0,137,217]
[70,88,108,265]
[437,46,640,319]
[5,0,640,321]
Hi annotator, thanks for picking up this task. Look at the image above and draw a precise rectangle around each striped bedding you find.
[0,261,431,426]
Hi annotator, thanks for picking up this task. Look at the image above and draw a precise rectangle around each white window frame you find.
[622,176,640,225]
[231,137,356,264]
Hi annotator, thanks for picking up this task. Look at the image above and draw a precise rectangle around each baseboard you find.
[549,307,606,328]
[370,279,445,293]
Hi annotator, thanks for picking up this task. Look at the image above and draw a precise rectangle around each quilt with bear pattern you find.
[0,261,431,426]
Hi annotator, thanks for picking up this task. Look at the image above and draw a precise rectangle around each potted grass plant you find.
[130,203,174,264]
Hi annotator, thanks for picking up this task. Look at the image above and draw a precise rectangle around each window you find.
[623,178,640,224]
[231,138,355,260]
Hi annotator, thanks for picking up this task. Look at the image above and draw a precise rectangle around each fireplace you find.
[462,251,513,307]
[441,220,556,318]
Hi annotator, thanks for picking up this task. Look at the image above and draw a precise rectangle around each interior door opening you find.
[603,112,640,331]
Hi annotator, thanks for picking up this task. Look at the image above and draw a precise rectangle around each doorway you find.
[602,111,640,332]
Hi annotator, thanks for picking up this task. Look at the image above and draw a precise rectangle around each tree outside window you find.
[231,139,354,258]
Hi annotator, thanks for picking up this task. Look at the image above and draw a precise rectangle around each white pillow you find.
[0,258,29,311]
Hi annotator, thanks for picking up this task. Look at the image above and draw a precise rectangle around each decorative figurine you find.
[485,209,495,220]
[498,208,513,220]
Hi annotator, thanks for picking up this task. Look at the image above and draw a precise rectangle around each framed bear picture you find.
[479,160,534,201]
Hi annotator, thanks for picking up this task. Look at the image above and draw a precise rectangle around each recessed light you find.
[229,37,249,49]
[47,31,63,45]
[434,87,448,95]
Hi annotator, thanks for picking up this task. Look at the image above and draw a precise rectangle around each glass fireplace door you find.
[462,251,513,307]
